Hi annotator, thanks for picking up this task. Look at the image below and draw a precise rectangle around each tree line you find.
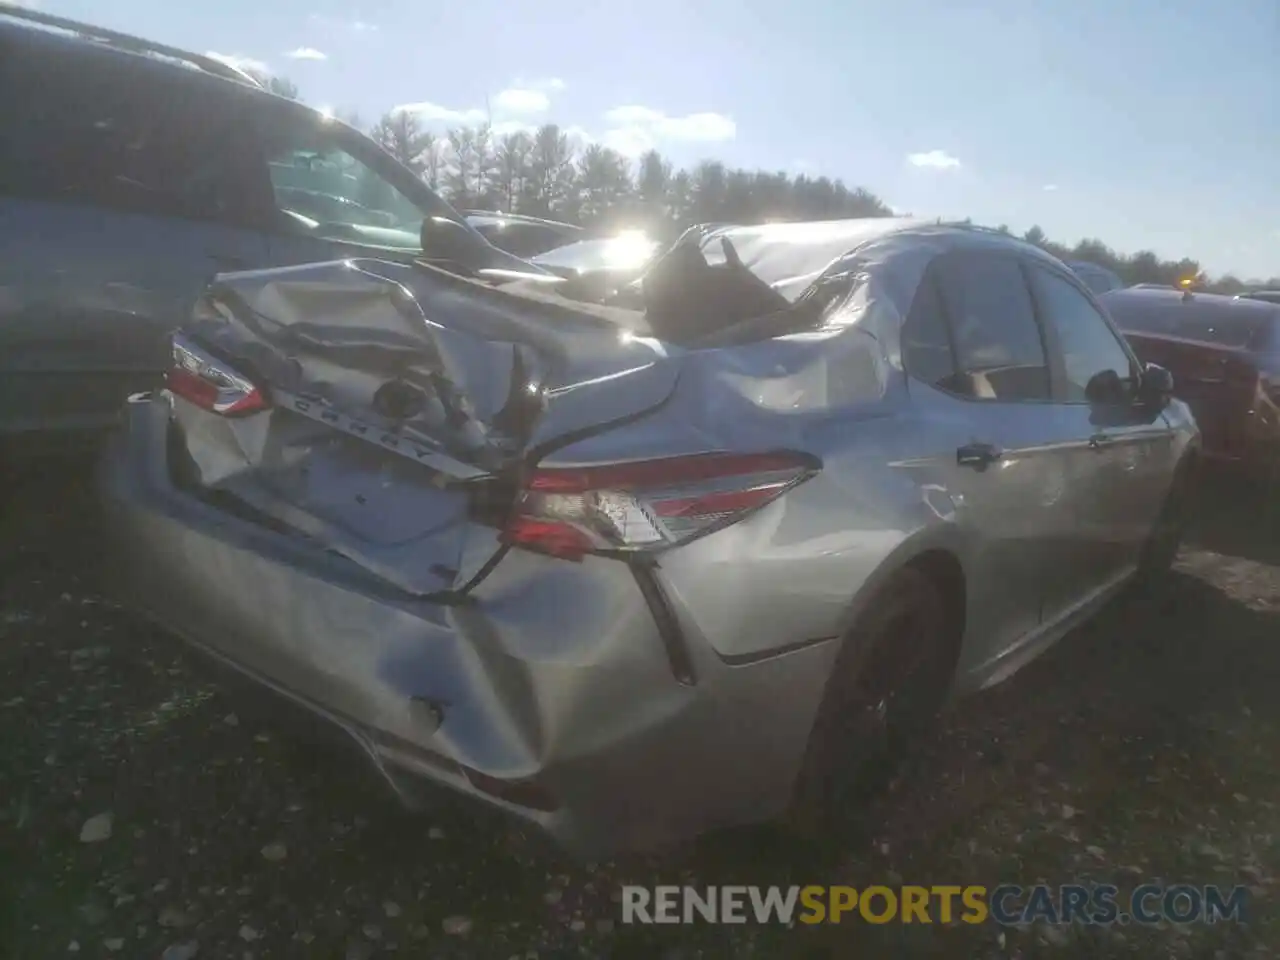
[345,105,1274,291]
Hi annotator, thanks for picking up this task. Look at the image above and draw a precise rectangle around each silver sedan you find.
[99,219,1199,857]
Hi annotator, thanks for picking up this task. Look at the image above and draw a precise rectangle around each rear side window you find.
[901,273,957,390]
[931,253,1052,401]
[0,47,255,225]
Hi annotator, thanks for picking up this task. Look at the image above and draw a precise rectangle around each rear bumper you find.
[99,395,837,855]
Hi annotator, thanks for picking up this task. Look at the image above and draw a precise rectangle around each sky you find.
[12,0,1280,279]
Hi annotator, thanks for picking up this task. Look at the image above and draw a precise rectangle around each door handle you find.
[956,442,1004,470]
[1088,433,1114,450]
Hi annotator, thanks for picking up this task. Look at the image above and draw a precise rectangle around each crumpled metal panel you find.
[694,216,924,300]
[171,258,683,595]
[101,220,1200,857]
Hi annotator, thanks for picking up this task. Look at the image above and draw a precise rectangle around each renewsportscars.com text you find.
[620,884,1249,926]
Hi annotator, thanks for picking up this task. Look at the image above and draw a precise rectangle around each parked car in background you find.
[0,6,544,451]
[101,218,1197,856]
[464,210,585,258]
[1066,260,1126,295]
[527,229,663,303]
[1102,285,1280,467]
[1239,290,1280,306]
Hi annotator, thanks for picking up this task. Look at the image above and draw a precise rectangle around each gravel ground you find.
[3,461,1279,959]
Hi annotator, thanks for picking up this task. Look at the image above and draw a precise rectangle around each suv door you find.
[902,250,1089,680]
[0,45,272,439]
[1025,262,1177,582]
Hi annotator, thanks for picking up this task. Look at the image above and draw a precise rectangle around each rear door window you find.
[931,252,1053,401]
[901,272,957,391]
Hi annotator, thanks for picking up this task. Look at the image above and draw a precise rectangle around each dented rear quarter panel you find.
[98,222,1195,854]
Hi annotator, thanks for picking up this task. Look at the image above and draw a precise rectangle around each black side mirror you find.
[1138,362,1175,408]
[1084,368,1128,405]
[419,215,483,267]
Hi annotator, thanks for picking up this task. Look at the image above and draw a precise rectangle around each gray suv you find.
[0,6,539,449]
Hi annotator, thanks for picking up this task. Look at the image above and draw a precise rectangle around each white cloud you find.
[603,105,736,142]
[493,87,550,114]
[285,47,327,60]
[597,105,735,156]
[514,76,566,92]
[906,149,962,170]
[392,77,565,133]
[391,101,487,125]
[205,51,271,78]
[1042,183,1059,191]
[601,126,655,157]
[307,14,377,32]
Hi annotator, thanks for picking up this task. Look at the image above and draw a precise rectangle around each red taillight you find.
[502,451,818,561]
[165,333,268,416]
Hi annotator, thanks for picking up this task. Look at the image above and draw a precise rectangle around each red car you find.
[1102,285,1280,467]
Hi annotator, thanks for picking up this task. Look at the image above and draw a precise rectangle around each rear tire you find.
[1135,455,1195,583]
[785,566,960,840]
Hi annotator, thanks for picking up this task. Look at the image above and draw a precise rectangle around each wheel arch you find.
[832,523,972,656]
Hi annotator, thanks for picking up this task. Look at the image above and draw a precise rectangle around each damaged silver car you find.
[100,218,1199,856]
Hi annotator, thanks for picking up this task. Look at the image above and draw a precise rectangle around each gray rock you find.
[157,907,189,929]
[77,902,110,927]
[160,943,200,960]
[442,915,473,936]
[260,843,287,863]
[79,813,114,844]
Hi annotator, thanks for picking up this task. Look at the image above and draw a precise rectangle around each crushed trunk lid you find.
[169,258,678,596]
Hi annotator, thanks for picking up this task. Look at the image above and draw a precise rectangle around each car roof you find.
[0,7,310,113]
[465,211,582,232]
[1103,284,1279,316]
[1066,260,1121,278]
[689,217,1066,301]
[0,5,264,86]
[1101,285,1280,347]
[531,232,662,274]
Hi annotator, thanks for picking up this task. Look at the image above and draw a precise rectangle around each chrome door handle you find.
[957,442,1004,470]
